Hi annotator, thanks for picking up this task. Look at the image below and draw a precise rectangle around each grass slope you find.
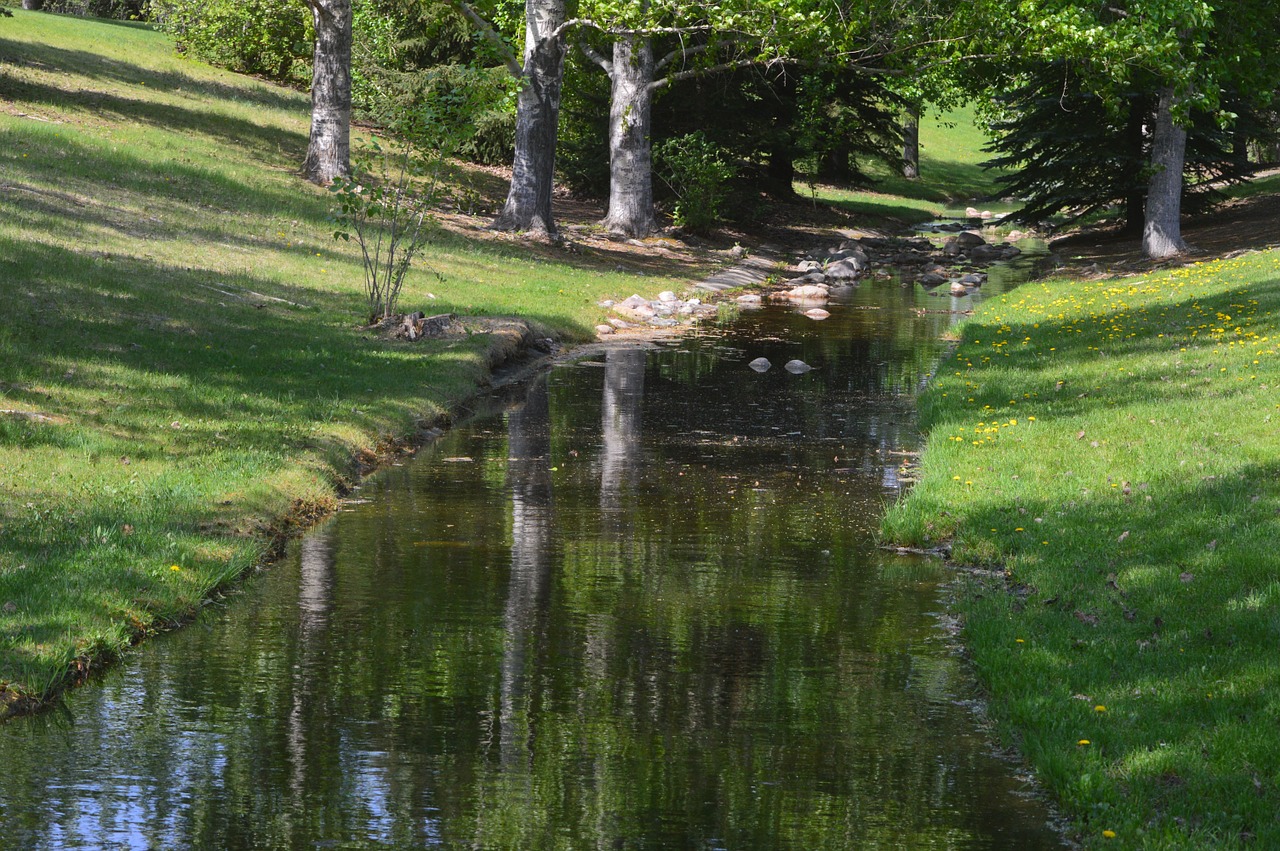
[805,105,1013,225]
[0,11,699,707]
[884,252,1280,847]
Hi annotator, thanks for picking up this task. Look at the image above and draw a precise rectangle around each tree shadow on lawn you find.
[0,36,306,114]
[0,235,597,679]
[1,74,306,170]
[946,464,1280,844]
[924,273,1280,428]
[4,127,715,291]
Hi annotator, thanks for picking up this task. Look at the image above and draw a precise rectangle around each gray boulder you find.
[824,256,867,281]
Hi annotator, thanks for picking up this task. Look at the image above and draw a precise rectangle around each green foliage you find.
[354,63,517,166]
[984,61,1270,229]
[796,69,902,186]
[655,131,735,233]
[555,51,612,197]
[36,0,147,19]
[148,0,312,84]
[330,138,441,323]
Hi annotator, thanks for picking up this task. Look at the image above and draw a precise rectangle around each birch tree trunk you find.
[302,0,352,185]
[1142,86,1188,259]
[902,105,920,180]
[602,36,657,238]
[493,0,567,234]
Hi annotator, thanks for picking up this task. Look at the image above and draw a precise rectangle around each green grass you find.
[804,104,1015,225]
[0,11,704,708]
[883,250,1280,848]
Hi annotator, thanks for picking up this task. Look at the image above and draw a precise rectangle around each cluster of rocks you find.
[595,223,1032,337]
[595,290,721,335]
[774,229,1025,301]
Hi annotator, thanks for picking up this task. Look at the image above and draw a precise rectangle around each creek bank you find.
[0,316,562,723]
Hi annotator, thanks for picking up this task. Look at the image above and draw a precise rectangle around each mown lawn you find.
[884,250,1280,848]
[806,104,1015,225]
[0,11,704,706]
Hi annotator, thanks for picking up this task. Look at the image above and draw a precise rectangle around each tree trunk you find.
[302,0,352,185]
[600,347,645,516]
[493,0,566,234]
[902,104,920,180]
[601,36,656,238]
[817,147,851,183]
[1142,86,1188,259]
[1121,95,1148,235]
[764,149,797,199]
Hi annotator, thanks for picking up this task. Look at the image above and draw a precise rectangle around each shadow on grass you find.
[0,232,595,672]
[0,35,305,113]
[921,274,1280,429]
[0,73,306,169]
[947,465,1280,844]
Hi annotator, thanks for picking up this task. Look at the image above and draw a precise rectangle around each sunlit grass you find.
[0,11,703,706]
[884,249,1280,848]
[803,105,1014,225]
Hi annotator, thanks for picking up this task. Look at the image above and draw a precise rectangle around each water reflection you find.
[600,346,646,517]
[0,272,1064,849]
[500,381,553,777]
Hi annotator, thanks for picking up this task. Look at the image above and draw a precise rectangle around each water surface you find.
[0,263,1064,849]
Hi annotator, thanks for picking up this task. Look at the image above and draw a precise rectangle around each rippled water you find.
[0,256,1064,849]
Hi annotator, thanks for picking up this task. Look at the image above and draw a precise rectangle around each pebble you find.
[784,359,812,374]
[748,357,772,372]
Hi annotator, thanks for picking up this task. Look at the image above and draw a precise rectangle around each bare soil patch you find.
[1050,189,1280,277]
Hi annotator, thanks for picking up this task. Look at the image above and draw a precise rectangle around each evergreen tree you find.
[984,61,1271,232]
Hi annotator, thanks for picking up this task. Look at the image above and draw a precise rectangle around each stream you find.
[0,246,1067,849]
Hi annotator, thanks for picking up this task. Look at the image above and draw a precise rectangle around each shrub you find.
[354,64,517,167]
[148,0,312,85]
[655,132,735,233]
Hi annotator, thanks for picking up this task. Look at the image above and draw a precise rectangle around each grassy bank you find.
[0,12,705,710]
[884,250,1280,847]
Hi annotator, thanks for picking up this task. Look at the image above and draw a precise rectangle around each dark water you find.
[0,257,1065,849]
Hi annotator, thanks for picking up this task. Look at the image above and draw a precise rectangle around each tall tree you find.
[983,61,1264,233]
[460,0,569,234]
[302,0,353,184]
[576,7,767,237]
[963,0,1280,259]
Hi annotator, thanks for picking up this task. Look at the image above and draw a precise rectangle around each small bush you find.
[331,91,490,322]
[149,0,312,85]
[655,132,735,233]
